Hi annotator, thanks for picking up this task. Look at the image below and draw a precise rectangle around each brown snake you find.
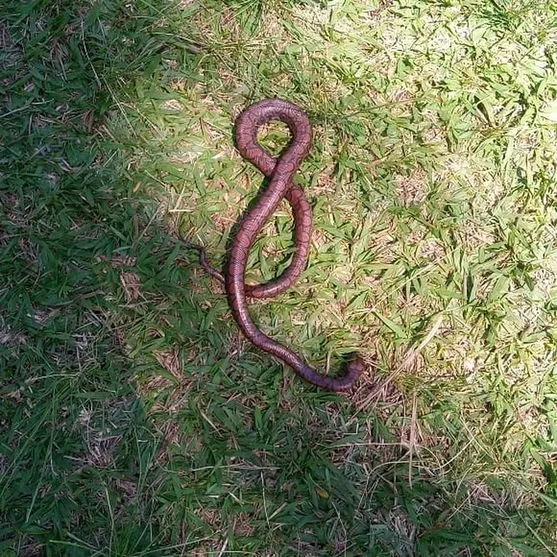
[201,98,365,391]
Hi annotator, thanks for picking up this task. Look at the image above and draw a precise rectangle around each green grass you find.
[1,0,556,554]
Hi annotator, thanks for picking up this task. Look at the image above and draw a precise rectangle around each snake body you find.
[213,99,365,391]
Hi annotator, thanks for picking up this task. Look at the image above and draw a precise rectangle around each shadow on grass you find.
[0,0,555,554]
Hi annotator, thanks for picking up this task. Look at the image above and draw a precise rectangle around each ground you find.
[0,0,556,554]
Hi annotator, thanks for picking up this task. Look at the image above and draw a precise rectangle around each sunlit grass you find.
[1,0,556,553]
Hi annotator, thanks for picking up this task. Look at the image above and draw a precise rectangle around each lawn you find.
[1,0,556,554]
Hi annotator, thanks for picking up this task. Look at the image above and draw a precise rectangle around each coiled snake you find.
[201,99,365,391]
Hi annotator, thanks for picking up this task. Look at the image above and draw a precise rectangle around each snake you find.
[202,98,365,392]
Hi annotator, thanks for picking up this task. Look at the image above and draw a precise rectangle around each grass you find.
[1,0,556,554]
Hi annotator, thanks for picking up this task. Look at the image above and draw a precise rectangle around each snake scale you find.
[202,99,365,391]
